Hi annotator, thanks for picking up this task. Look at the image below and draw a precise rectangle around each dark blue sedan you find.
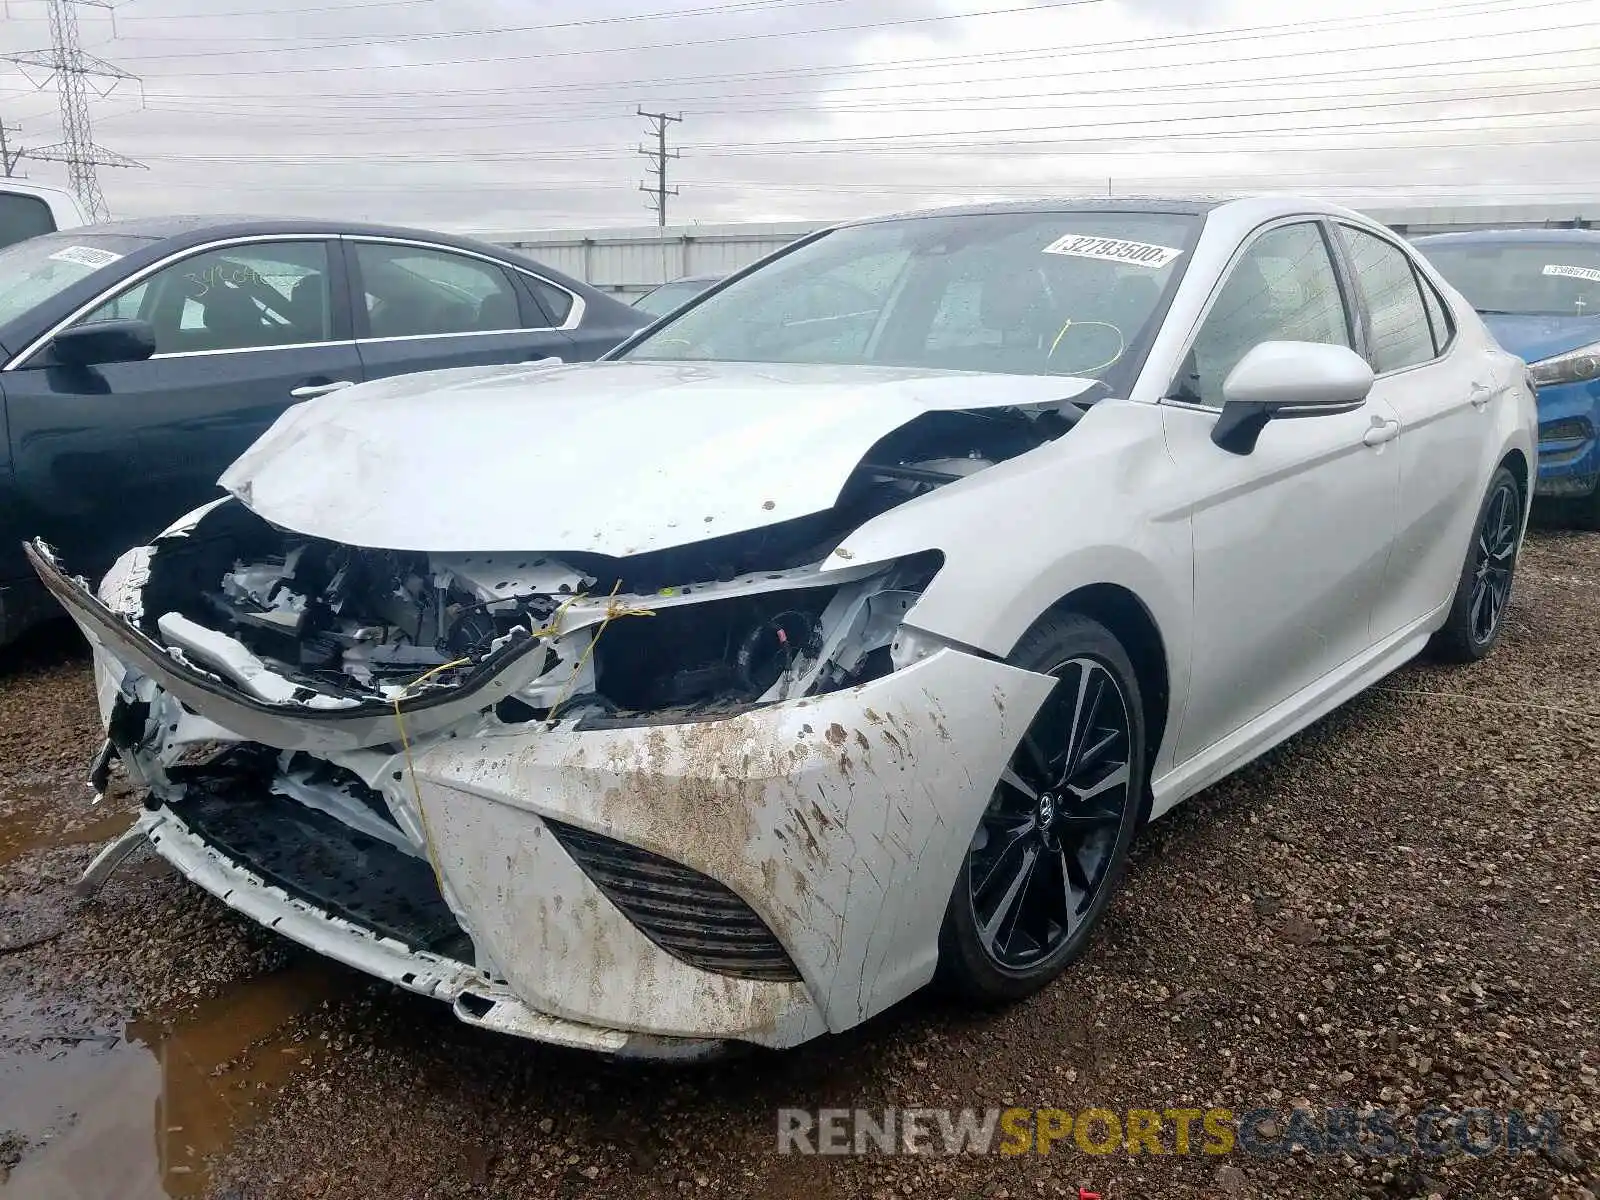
[0,216,649,647]
[1415,229,1600,526]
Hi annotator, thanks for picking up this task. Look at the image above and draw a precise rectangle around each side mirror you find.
[50,318,157,368]
[1211,341,1375,455]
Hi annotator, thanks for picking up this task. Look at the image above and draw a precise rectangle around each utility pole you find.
[2,0,144,221]
[0,120,24,176]
[637,108,682,227]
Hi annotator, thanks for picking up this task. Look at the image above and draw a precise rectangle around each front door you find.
[5,237,360,581]
[1162,219,1402,765]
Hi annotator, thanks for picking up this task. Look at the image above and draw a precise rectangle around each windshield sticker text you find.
[1542,263,1600,284]
[1042,235,1182,268]
[48,245,123,269]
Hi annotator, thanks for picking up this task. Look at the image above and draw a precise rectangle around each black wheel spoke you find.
[979,844,1040,958]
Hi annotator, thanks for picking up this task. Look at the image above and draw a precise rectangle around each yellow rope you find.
[545,579,656,721]
[386,584,655,884]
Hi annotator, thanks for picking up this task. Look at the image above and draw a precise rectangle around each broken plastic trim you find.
[25,539,550,726]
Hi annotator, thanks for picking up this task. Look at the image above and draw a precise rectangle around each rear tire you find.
[937,613,1146,1003]
[1430,465,1522,663]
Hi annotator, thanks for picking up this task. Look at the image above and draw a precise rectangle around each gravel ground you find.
[0,528,1595,1200]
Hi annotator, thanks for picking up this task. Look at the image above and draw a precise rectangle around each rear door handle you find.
[290,379,357,399]
[1362,417,1401,447]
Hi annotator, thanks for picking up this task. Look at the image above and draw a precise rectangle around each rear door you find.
[4,236,360,580]
[345,237,577,381]
[1332,222,1490,639]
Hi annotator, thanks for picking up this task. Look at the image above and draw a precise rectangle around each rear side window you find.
[525,276,574,325]
[0,192,56,251]
[353,242,523,338]
[1339,226,1436,373]
[1416,269,1455,355]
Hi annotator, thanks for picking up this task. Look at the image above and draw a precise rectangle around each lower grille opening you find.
[545,818,801,983]
[167,747,473,959]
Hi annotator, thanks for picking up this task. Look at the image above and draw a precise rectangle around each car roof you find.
[845,196,1227,226]
[1412,227,1600,246]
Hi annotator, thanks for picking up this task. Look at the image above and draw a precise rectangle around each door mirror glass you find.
[1211,340,1374,454]
[50,317,157,367]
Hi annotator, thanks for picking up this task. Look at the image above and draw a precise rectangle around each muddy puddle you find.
[0,782,134,873]
[0,961,341,1199]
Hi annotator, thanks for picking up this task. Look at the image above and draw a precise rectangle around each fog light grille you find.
[1541,416,1594,444]
[545,818,801,983]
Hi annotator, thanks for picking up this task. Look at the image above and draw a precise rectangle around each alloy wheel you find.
[1470,480,1519,645]
[967,656,1134,971]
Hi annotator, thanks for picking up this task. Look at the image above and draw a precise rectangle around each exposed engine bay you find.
[114,404,1074,722]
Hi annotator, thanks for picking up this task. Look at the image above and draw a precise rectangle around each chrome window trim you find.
[3,230,585,371]
[148,338,359,360]
[3,231,349,371]
[342,234,585,333]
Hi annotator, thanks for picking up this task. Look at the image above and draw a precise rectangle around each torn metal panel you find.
[217,361,1094,555]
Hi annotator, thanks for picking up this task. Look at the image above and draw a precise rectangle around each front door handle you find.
[290,379,356,399]
[1362,417,1401,447]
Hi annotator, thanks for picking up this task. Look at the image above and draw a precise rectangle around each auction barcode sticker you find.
[1543,263,1600,283]
[1042,234,1183,268]
[48,245,123,269]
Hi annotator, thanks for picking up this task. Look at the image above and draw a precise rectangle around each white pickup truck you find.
[0,179,88,249]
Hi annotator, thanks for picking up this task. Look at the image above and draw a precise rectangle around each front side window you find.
[619,210,1199,387]
[354,243,522,338]
[1339,226,1435,373]
[1418,238,1600,318]
[77,240,333,353]
[1173,222,1352,407]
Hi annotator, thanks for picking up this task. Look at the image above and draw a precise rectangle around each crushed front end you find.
[29,487,1054,1056]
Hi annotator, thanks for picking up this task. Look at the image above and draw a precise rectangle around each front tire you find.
[1430,465,1523,663]
[937,613,1146,1003]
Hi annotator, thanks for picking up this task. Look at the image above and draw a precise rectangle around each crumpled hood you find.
[1481,313,1600,365]
[219,360,1094,556]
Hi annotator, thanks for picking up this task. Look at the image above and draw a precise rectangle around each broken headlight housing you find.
[573,551,943,726]
[1529,341,1600,388]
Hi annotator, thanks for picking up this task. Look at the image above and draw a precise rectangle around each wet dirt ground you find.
[1,529,1596,1200]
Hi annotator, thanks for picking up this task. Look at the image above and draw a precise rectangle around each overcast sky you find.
[2,0,1599,234]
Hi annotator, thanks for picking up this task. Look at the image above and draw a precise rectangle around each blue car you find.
[1415,229,1600,526]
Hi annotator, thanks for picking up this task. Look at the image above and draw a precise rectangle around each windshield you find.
[1420,240,1600,317]
[635,278,715,317]
[0,232,153,329]
[619,210,1199,383]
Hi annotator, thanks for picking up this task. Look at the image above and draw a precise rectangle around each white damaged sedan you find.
[31,196,1536,1058]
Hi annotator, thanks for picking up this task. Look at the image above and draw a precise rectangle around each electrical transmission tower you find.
[2,0,144,221]
[0,119,24,176]
[637,109,682,227]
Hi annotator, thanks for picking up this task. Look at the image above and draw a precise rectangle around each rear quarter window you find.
[0,192,57,251]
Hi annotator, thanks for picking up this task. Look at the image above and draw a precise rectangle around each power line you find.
[114,0,1111,76]
[117,0,1580,86]
[0,0,143,220]
[103,0,860,49]
[638,109,682,227]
